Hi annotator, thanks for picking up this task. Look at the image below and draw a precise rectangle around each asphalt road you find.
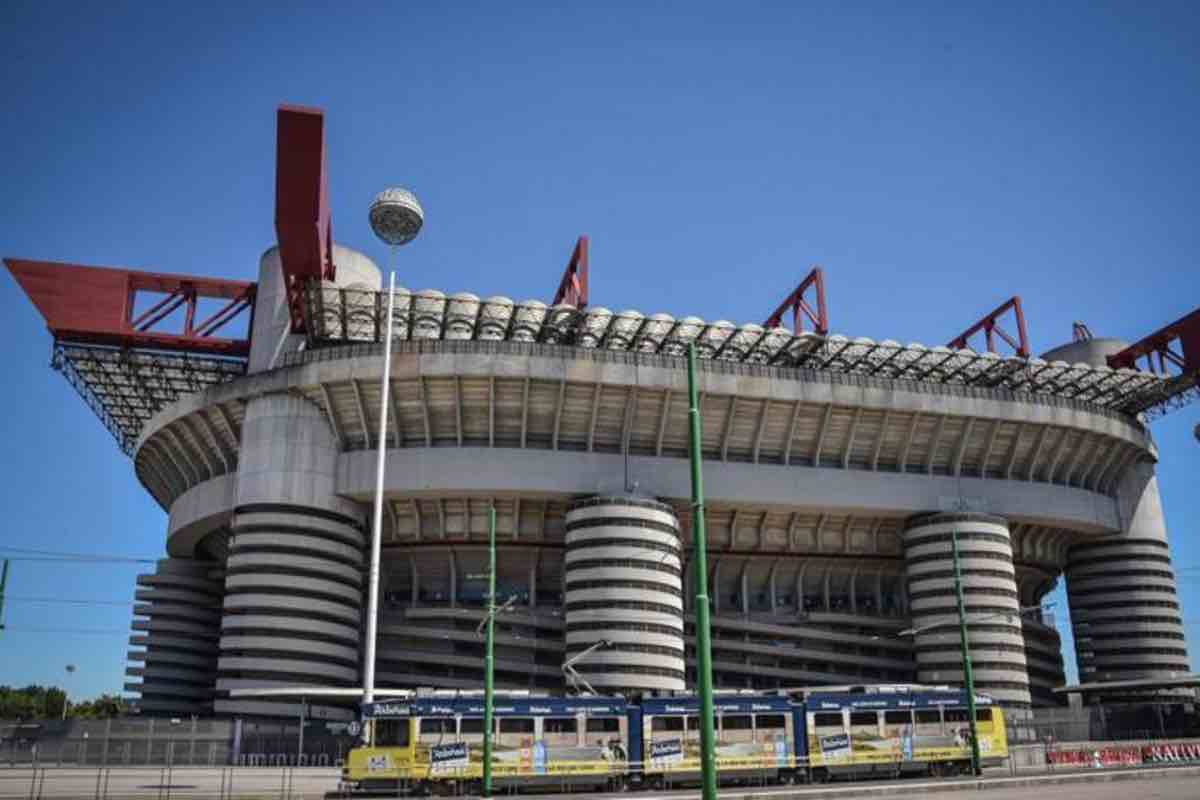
[0,766,1197,800]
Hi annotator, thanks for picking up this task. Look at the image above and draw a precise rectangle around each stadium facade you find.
[6,107,1192,725]
[115,243,1188,723]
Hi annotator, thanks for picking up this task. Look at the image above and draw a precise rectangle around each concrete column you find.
[822,565,832,611]
[1066,460,1189,682]
[740,564,750,615]
[215,391,366,722]
[712,560,722,614]
[528,556,538,608]
[903,512,1032,715]
[768,564,778,614]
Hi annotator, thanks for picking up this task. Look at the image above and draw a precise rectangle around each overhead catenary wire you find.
[2,627,130,635]
[0,546,157,564]
[4,596,137,607]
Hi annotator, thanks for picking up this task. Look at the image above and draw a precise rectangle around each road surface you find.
[0,765,1197,799]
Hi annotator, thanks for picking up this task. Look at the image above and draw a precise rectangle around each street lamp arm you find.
[892,603,1055,638]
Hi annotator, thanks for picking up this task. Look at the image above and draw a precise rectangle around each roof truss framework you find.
[52,343,246,455]
[301,284,1191,419]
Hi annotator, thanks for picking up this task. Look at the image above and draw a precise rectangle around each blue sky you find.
[1,1,1197,700]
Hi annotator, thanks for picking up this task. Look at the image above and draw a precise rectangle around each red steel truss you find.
[1109,308,1200,375]
[275,104,334,333]
[551,236,589,309]
[948,296,1031,358]
[763,267,829,335]
[4,258,254,454]
[4,259,255,357]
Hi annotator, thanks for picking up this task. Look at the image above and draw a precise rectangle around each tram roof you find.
[363,695,627,719]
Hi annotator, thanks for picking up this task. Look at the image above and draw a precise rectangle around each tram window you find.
[543,717,577,734]
[754,714,786,743]
[460,718,486,734]
[500,718,535,734]
[652,716,685,732]
[586,718,620,733]
[975,709,993,723]
[420,718,455,735]
[722,715,752,730]
[944,709,968,723]
[849,712,878,727]
[375,720,410,747]
[813,713,844,731]
[914,709,942,734]
[884,711,912,725]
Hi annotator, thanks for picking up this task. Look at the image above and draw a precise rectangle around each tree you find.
[0,685,66,720]
[0,686,128,720]
[70,694,130,719]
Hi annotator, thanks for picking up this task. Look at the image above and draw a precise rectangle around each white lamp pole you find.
[62,664,76,720]
[361,272,397,729]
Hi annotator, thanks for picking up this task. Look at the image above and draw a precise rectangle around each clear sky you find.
[1,1,1197,701]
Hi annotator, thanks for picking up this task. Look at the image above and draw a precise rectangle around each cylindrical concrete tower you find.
[903,513,1032,713]
[1039,338,1130,368]
[214,392,366,721]
[1066,459,1189,681]
[564,496,686,694]
[127,557,223,715]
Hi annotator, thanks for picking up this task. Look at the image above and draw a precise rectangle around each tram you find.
[342,686,1008,794]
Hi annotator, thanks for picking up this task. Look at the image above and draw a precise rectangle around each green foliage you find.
[0,686,129,720]
[70,693,130,719]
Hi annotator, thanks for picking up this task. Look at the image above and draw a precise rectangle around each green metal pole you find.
[482,505,496,798]
[0,559,8,632]
[686,343,718,800]
[951,530,982,776]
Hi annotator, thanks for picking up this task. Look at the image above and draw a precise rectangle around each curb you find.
[724,764,1200,799]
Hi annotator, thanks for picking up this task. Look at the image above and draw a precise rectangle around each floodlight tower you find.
[362,186,423,722]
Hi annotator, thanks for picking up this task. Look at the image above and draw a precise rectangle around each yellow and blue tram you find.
[344,687,1008,794]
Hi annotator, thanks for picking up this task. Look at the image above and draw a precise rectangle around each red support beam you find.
[948,296,1030,358]
[763,266,828,335]
[275,104,334,333]
[4,258,255,357]
[1108,308,1200,375]
[551,236,589,309]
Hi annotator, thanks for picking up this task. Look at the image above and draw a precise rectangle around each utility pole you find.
[482,504,496,799]
[951,530,982,776]
[0,559,9,632]
[686,343,718,800]
[297,696,306,767]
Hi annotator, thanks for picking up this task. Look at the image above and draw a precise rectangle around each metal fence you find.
[1,718,359,770]
[1017,703,1200,745]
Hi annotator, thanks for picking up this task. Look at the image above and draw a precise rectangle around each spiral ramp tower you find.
[902,513,1033,715]
[563,496,686,694]
[1066,461,1190,682]
[126,558,223,715]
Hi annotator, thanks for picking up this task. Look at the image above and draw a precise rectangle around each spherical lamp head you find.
[369,187,424,246]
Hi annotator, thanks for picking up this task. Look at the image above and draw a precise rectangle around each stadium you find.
[5,106,1197,726]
